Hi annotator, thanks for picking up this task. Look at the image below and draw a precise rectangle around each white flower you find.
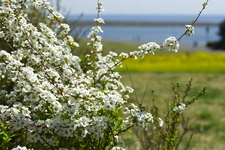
[53,11,64,20]
[60,23,70,34]
[185,25,194,37]
[163,36,179,52]
[0,31,5,38]
[122,107,130,114]
[104,100,116,110]
[138,42,161,55]
[94,18,105,24]
[114,135,125,146]
[173,103,186,113]
[111,146,126,150]
[119,52,129,59]
[12,145,28,150]
[124,86,134,93]
[158,117,163,127]
[97,1,105,12]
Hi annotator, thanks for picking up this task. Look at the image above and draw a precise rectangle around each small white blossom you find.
[114,135,125,146]
[12,145,28,150]
[138,42,161,56]
[97,1,105,12]
[60,23,70,35]
[158,117,163,127]
[173,103,186,113]
[163,36,179,52]
[94,18,105,24]
[0,31,5,38]
[111,146,126,150]
[185,25,195,37]
[119,52,129,59]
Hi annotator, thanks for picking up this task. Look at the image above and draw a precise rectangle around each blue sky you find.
[59,0,225,15]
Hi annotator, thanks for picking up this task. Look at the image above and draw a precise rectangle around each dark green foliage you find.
[218,20,225,41]
[207,19,225,50]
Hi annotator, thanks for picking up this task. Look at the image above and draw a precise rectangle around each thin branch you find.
[140,80,150,108]
[97,0,100,19]
[177,0,209,41]
[125,64,139,104]
[0,145,7,150]
[184,131,195,150]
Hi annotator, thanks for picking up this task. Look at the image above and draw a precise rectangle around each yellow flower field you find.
[117,52,225,72]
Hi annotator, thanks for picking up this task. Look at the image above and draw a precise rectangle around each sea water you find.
[69,14,225,44]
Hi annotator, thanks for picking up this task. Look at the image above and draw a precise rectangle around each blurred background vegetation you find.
[207,19,225,50]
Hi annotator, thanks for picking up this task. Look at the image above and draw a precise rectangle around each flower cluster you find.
[96,0,105,12]
[173,103,186,113]
[94,17,105,24]
[185,25,195,37]
[137,42,161,57]
[163,36,179,52]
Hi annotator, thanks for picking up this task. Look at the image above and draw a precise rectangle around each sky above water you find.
[58,0,225,15]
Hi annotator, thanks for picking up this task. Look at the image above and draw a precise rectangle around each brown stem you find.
[177,0,209,41]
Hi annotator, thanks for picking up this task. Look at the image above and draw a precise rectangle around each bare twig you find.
[0,145,7,150]
[125,64,139,104]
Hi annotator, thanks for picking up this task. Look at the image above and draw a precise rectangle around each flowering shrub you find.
[0,0,207,149]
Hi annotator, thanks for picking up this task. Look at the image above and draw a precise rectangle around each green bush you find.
[207,19,225,50]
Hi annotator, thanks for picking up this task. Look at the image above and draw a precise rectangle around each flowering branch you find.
[177,0,209,41]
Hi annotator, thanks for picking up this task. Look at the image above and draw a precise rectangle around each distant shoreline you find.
[72,21,219,26]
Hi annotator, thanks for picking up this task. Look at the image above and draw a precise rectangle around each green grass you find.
[120,72,225,150]
[76,39,197,55]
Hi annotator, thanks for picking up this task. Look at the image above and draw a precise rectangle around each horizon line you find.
[66,13,225,16]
